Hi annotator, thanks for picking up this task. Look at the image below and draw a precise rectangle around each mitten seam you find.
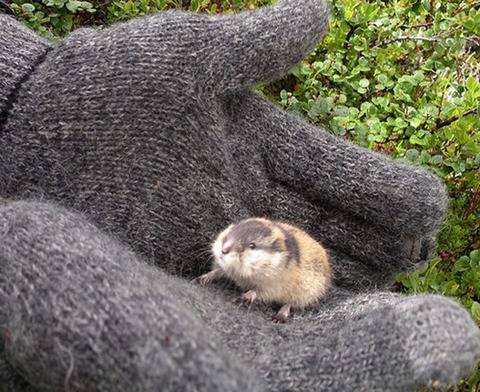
[0,46,52,131]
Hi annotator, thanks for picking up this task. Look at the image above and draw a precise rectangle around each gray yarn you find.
[0,1,479,391]
[0,15,52,127]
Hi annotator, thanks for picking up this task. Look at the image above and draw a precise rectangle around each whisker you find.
[195,251,213,259]
[182,247,213,260]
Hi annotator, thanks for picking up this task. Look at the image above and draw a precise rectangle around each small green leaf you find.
[394,117,408,128]
[442,281,459,295]
[470,250,480,264]
[359,79,370,88]
[405,149,419,161]
[429,155,443,165]
[337,94,347,104]
[464,13,480,34]
[420,104,440,117]
[66,0,79,12]
[410,132,431,146]
[454,256,470,272]
[377,74,389,84]
[409,117,423,128]
[412,70,425,84]
[419,150,431,164]
[466,76,480,96]
[471,302,480,322]
[21,3,35,12]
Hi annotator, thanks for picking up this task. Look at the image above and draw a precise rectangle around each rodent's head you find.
[212,218,291,280]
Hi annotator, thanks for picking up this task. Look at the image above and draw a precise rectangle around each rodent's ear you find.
[269,238,284,253]
[270,228,288,252]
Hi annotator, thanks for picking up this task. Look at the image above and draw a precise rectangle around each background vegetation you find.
[4,0,480,389]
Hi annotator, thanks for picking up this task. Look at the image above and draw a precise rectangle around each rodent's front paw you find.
[272,313,287,324]
[272,304,291,324]
[241,290,257,304]
[191,273,212,286]
[191,268,224,286]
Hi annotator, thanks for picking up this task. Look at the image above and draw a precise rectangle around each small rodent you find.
[194,217,332,322]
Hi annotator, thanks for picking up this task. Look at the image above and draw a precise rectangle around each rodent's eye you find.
[248,242,256,250]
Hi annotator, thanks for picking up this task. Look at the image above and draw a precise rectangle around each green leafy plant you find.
[8,0,275,37]
[9,0,96,38]
[105,0,273,21]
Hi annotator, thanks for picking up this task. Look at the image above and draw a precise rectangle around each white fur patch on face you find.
[219,252,241,272]
[212,237,222,263]
[243,249,285,273]
[211,224,233,269]
[210,223,287,283]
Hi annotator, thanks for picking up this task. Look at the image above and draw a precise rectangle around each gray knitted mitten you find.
[0,1,479,391]
[1,201,479,392]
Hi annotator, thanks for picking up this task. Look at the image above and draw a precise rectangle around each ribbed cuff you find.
[0,15,52,126]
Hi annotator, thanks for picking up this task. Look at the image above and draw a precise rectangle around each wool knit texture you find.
[0,1,479,391]
[0,15,52,127]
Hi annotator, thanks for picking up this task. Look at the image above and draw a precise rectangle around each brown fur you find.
[254,221,331,308]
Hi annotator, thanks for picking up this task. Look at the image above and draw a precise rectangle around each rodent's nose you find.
[222,246,231,255]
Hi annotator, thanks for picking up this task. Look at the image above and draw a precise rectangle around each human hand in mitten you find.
[0,0,445,285]
[1,200,479,392]
[1,1,479,390]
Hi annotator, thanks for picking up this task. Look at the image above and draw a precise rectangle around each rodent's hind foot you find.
[191,268,224,286]
[272,304,291,324]
[241,290,257,304]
